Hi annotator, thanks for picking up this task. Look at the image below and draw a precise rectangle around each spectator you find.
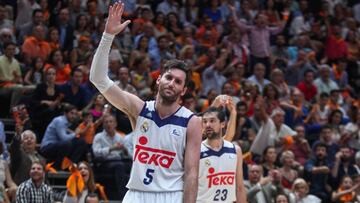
[270,68,290,100]
[114,66,137,95]
[289,125,311,165]
[166,12,182,37]
[63,161,97,203]
[247,63,270,94]
[46,27,60,52]
[344,108,360,150]
[0,5,13,30]
[156,0,179,15]
[0,42,28,107]
[312,125,339,165]
[21,25,51,65]
[230,6,287,74]
[44,49,71,84]
[55,7,74,53]
[250,98,296,155]
[261,146,278,177]
[244,164,283,203]
[304,142,332,202]
[70,35,93,68]
[201,56,227,96]
[296,69,317,102]
[10,130,45,185]
[40,104,88,168]
[24,57,45,86]
[128,35,149,70]
[17,9,46,44]
[314,64,339,96]
[195,16,220,49]
[149,35,175,70]
[278,150,299,190]
[59,68,92,110]
[331,146,357,189]
[29,67,63,138]
[288,178,321,203]
[92,114,131,200]
[15,161,53,203]
[331,175,360,203]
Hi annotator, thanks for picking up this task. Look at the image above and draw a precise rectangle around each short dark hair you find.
[32,9,43,18]
[161,59,191,86]
[313,142,327,151]
[63,103,77,113]
[202,106,226,122]
[321,124,332,132]
[237,101,247,109]
[303,69,315,77]
[3,42,16,49]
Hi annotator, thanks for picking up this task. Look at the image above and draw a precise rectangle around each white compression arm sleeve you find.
[89,32,115,93]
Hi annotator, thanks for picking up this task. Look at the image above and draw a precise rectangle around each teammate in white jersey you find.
[198,107,247,203]
[89,2,202,203]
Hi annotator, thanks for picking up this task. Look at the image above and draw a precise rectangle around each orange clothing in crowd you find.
[195,26,219,48]
[76,122,95,144]
[44,63,71,84]
[21,36,51,61]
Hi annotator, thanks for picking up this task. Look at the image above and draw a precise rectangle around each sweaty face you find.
[202,112,222,139]
[157,69,186,104]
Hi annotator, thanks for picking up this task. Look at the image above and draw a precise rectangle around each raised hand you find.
[105,1,131,35]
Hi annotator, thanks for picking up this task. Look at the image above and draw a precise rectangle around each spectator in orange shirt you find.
[21,25,51,65]
[44,49,71,84]
[195,16,220,49]
[76,110,104,145]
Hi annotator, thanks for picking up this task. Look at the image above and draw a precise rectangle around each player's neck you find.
[206,138,223,151]
[155,97,181,119]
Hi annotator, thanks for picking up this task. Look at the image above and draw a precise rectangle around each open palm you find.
[105,2,131,35]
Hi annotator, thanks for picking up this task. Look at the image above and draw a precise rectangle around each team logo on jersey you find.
[140,121,149,133]
[205,159,211,167]
[134,136,176,168]
[207,167,235,188]
[171,129,181,137]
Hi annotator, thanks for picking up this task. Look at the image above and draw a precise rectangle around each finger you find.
[119,2,125,16]
[121,20,131,28]
[116,2,122,17]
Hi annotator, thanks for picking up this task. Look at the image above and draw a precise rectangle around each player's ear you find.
[156,75,161,85]
[180,86,187,97]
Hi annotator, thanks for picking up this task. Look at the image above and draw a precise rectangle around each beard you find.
[158,85,182,104]
[203,129,221,140]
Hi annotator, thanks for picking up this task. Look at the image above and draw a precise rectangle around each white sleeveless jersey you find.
[126,101,194,192]
[197,140,237,203]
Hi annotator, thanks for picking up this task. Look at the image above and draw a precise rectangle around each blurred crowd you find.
[1,0,360,202]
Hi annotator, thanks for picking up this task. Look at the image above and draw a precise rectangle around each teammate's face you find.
[202,112,224,139]
[157,68,187,104]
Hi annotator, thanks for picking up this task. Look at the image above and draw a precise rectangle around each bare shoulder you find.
[235,145,243,157]
[187,115,202,133]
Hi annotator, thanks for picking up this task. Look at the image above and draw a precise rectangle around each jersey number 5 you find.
[143,169,155,185]
[214,189,228,201]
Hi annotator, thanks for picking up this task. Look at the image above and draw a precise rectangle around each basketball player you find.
[198,107,247,203]
[89,2,202,203]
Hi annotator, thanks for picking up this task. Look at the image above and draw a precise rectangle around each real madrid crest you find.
[205,159,211,167]
[140,121,149,133]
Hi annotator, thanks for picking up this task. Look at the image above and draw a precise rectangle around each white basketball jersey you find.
[197,140,237,203]
[126,101,194,192]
